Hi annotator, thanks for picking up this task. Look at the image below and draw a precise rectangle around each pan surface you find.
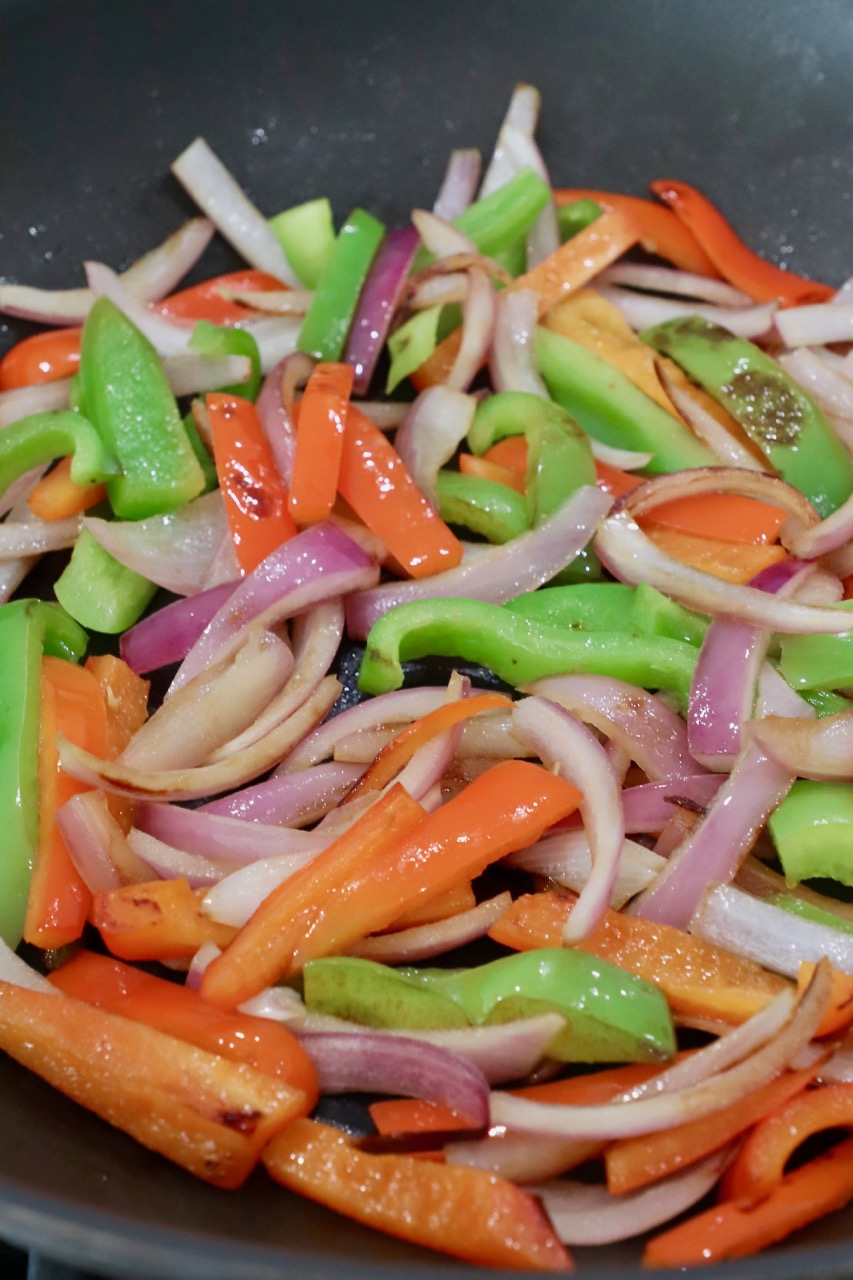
[2,1,853,1276]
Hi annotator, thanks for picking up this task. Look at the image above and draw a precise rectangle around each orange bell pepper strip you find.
[458,452,527,494]
[411,208,640,391]
[643,1135,853,1268]
[27,456,107,521]
[23,657,108,950]
[553,188,719,276]
[649,180,835,307]
[262,1117,573,1271]
[206,391,297,574]
[387,878,476,930]
[201,784,428,1009]
[337,404,462,578]
[157,269,289,326]
[594,460,643,499]
[720,1083,853,1203]
[0,326,82,391]
[482,434,529,476]
[84,652,150,832]
[344,689,511,801]
[0,979,306,1189]
[369,1097,476,1137]
[488,890,789,1025]
[287,361,353,525]
[91,876,238,962]
[607,1063,820,1196]
[797,961,853,1038]
[48,948,318,1105]
[642,526,787,583]
[640,493,788,547]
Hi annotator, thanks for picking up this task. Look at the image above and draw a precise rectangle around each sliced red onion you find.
[411,209,478,258]
[507,831,664,908]
[619,465,818,528]
[0,218,214,325]
[511,695,624,940]
[394,386,476,507]
[0,939,59,994]
[779,349,853,431]
[596,284,776,339]
[621,774,725,834]
[688,557,812,770]
[490,288,549,396]
[432,148,483,220]
[692,883,853,979]
[785,490,853,559]
[347,484,612,640]
[527,675,700,782]
[0,380,71,428]
[344,226,419,395]
[479,83,541,197]
[58,676,341,803]
[776,301,853,347]
[171,137,298,284]
[349,893,512,965]
[601,264,752,307]
[120,580,238,674]
[216,288,313,315]
[161,353,252,397]
[84,492,229,597]
[122,628,294,771]
[134,800,327,865]
[201,848,327,928]
[536,1150,729,1245]
[171,521,378,692]
[444,267,496,391]
[127,828,228,888]
[489,964,830,1141]
[201,762,364,825]
[748,708,853,780]
[0,516,81,559]
[352,400,408,432]
[85,261,196,356]
[657,367,768,471]
[56,790,149,891]
[447,1127,602,1183]
[281,686,451,773]
[299,1031,490,1124]
[631,666,809,928]
[589,441,654,470]
[254,355,300,485]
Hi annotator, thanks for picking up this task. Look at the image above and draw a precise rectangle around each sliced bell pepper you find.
[79,297,205,518]
[0,410,117,496]
[298,208,385,361]
[91,876,238,962]
[27,456,107,521]
[642,526,787,584]
[629,583,709,647]
[552,188,718,275]
[642,317,853,517]
[768,779,853,887]
[457,452,527,493]
[287,361,353,525]
[536,325,715,473]
[358,597,698,708]
[0,325,82,390]
[452,168,551,260]
[0,600,87,947]
[436,469,528,543]
[84,651,150,831]
[158,269,289,325]
[556,197,602,241]
[189,319,262,400]
[505,582,637,633]
[269,197,337,288]
[54,530,158,634]
[206,391,297,573]
[649,179,834,307]
[778,602,853,693]
[263,1118,572,1271]
[302,955,471,1031]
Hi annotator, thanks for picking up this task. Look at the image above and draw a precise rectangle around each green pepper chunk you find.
[436,470,528,544]
[630,583,709,647]
[467,391,596,526]
[403,949,676,1064]
[779,601,853,692]
[269,197,336,288]
[358,598,697,707]
[641,317,853,517]
[54,530,157,634]
[386,307,443,393]
[298,208,385,362]
[557,198,602,241]
[769,779,853,888]
[765,894,853,937]
[80,297,205,519]
[536,326,715,473]
[189,320,262,401]
[0,600,87,946]
[452,169,551,260]
[302,956,470,1030]
[799,689,853,719]
[0,411,118,494]
[506,583,636,632]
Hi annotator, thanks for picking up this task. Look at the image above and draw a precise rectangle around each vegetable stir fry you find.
[5,83,853,1269]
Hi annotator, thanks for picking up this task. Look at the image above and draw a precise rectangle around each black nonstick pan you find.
[1,1,853,1275]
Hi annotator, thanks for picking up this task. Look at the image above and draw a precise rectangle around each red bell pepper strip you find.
[0,326,82,390]
[206,391,297,573]
[288,361,353,524]
[650,180,835,307]
[157,269,288,326]
[553,188,719,275]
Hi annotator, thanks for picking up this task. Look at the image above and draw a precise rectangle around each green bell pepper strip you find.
[189,320,262,401]
[453,169,551,260]
[358,598,697,708]
[557,197,602,241]
[0,411,118,495]
[505,582,637,632]
[778,601,853,693]
[0,599,87,946]
[79,297,206,519]
[641,316,853,518]
[302,956,470,1031]
[799,688,853,719]
[298,208,385,362]
[402,948,676,1064]
[765,894,853,938]
[269,197,336,289]
[54,529,157,634]
[436,470,528,544]
[386,306,443,393]
[630,583,709,648]
[467,391,596,526]
[536,326,716,473]
[549,546,605,585]
[768,779,853,888]
[182,411,219,494]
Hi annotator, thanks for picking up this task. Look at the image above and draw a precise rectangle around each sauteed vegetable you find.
[4,84,853,1270]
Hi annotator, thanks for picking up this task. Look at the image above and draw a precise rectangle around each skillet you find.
[2,0,853,1275]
